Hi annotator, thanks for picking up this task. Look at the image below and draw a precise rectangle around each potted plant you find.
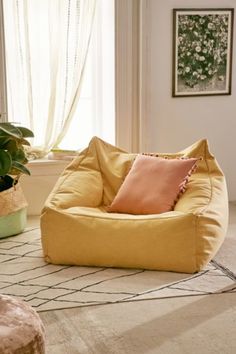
[0,122,34,238]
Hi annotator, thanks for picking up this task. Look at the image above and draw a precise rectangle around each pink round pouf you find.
[0,295,45,354]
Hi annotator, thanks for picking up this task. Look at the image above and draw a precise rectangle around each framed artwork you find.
[172,8,234,97]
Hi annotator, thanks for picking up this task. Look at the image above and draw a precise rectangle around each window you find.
[59,0,115,150]
[1,0,115,152]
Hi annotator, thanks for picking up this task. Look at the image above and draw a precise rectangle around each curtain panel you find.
[3,0,96,156]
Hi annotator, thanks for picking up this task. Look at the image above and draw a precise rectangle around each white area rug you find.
[0,228,235,312]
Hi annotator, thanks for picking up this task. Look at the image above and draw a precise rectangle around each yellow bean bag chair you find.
[40,137,228,273]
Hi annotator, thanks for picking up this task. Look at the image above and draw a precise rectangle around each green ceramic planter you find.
[0,207,27,239]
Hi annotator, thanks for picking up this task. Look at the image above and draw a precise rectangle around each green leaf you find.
[12,149,27,163]
[11,161,31,175]
[0,129,9,137]
[4,139,18,153]
[0,123,33,179]
[0,136,11,147]
[16,126,34,138]
[0,123,22,139]
[0,150,12,176]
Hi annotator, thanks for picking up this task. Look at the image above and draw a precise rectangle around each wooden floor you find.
[39,203,236,354]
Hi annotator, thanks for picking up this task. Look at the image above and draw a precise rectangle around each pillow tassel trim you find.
[177,160,200,202]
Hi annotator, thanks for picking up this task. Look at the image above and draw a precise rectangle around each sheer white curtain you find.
[58,0,115,151]
[3,0,96,155]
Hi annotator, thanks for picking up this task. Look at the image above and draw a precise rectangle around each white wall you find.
[140,0,236,200]
[21,160,68,215]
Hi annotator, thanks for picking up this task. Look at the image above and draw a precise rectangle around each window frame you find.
[0,0,7,122]
[115,0,140,152]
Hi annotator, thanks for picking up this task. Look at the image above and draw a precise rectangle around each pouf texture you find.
[40,137,228,273]
[0,295,45,354]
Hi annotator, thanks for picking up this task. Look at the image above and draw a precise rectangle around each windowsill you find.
[27,158,71,166]
[27,149,81,166]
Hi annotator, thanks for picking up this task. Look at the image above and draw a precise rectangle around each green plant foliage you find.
[0,122,34,192]
[0,150,11,176]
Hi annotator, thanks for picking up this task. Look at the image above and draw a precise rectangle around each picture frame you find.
[172,8,234,97]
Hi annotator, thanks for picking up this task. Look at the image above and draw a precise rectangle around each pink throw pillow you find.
[109,154,198,215]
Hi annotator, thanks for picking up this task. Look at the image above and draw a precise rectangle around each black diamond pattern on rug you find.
[0,228,235,312]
